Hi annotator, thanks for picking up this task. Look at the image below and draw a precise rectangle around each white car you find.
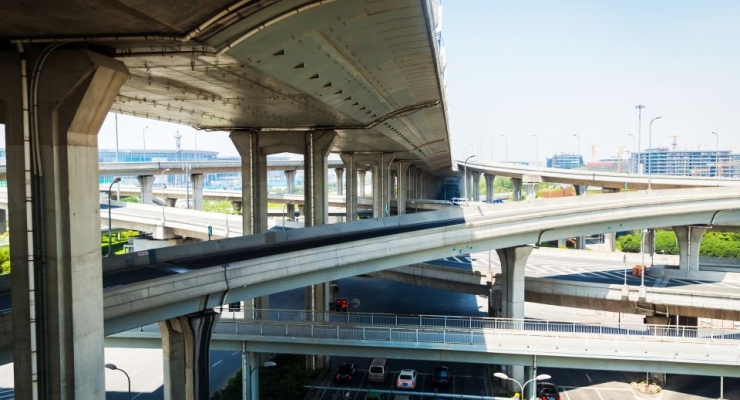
[395,369,417,390]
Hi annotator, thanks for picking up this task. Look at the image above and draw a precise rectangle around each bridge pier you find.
[190,173,205,211]
[485,174,495,203]
[394,161,410,215]
[358,169,367,197]
[159,310,220,400]
[3,48,128,399]
[471,171,481,201]
[334,167,344,196]
[511,178,523,201]
[340,153,359,221]
[285,169,297,194]
[137,174,155,204]
[673,225,708,270]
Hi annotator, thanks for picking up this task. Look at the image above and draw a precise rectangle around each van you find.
[367,358,387,383]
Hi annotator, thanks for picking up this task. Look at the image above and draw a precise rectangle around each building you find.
[630,148,740,177]
[547,153,584,169]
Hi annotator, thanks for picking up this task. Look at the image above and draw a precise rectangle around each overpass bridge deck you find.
[113,309,740,377]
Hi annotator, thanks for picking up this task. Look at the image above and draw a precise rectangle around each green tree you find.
[0,246,10,275]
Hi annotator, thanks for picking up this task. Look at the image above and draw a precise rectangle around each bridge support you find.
[574,184,588,249]
[673,226,708,270]
[358,169,367,197]
[394,161,410,215]
[285,169,297,194]
[334,167,344,196]
[137,174,155,204]
[471,171,481,202]
[341,154,359,221]
[160,310,220,400]
[484,174,495,203]
[190,173,205,211]
[495,245,533,391]
[0,209,6,234]
[511,178,523,201]
[3,48,128,399]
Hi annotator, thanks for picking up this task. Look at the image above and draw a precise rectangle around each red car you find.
[432,366,451,388]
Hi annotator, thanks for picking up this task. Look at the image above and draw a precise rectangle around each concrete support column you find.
[4,49,128,400]
[190,173,205,211]
[523,183,537,200]
[603,232,616,252]
[242,350,260,400]
[495,245,533,393]
[340,154,358,221]
[334,168,344,196]
[471,171,481,201]
[673,226,708,270]
[574,184,587,249]
[137,175,155,204]
[394,161,410,215]
[484,174,495,203]
[230,131,267,235]
[159,310,220,400]
[0,209,7,234]
[303,130,337,227]
[371,153,395,217]
[574,184,587,196]
[511,178,523,201]
[358,170,367,197]
[284,169,297,194]
[231,200,243,215]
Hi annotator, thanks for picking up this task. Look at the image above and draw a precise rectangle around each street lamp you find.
[531,135,539,166]
[463,155,477,200]
[711,131,719,177]
[571,134,580,156]
[245,360,277,400]
[476,137,484,161]
[635,104,646,173]
[647,116,662,190]
[500,135,508,162]
[142,126,149,158]
[494,372,551,400]
[628,133,636,173]
[105,363,131,400]
[106,177,121,258]
[487,135,494,162]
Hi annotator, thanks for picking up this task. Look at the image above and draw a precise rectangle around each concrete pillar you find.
[303,130,337,227]
[0,209,6,234]
[190,173,205,211]
[604,232,616,252]
[523,183,537,200]
[159,310,220,400]
[574,184,587,249]
[471,171,481,201]
[284,169,297,194]
[230,131,267,235]
[243,350,260,400]
[495,245,533,392]
[358,170,367,197]
[335,168,344,196]
[137,175,155,204]
[511,178,523,201]
[574,184,587,196]
[673,226,708,270]
[231,200,243,215]
[340,154,358,221]
[394,161,410,215]
[286,203,296,223]
[484,174,495,203]
[3,49,128,399]
[369,153,394,217]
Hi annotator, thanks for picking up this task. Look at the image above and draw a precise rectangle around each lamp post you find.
[531,134,539,166]
[500,135,508,162]
[160,168,170,226]
[487,135,494,162]
[476,137,484,161]
[106,177,121,258]
[494,372,551,400]
[244,358,277,400]
[572,134,580,157]
[711,131,719,177]
[105,363,131,400]
[635,104,646,173]
[463,154,476,200]
[142,126,148,158]
[647,116,662,190]
[628,133,636,173]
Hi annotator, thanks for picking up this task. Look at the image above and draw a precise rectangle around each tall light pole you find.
[531,134,539,166]
[106,177,121,258]
[628,133,636,173]
[647,116,661,190]
[463,154,476,200]
[572,134,580,166]
[105,363,131,400]
[635,104,646,173]
[500,134,508,162]
[487,135,494,162]
[711,131,719,177]
[160,168,170,225]
[476,137,484,161]
[142,126,149,158]
[494,372,551,400]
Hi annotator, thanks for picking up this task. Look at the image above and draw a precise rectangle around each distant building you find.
[630,148,740,177]
[585,158,630,173]
[547,153,584,169]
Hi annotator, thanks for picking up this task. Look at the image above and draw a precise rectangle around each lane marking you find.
[212,360,222,367]
[585,373,592,383]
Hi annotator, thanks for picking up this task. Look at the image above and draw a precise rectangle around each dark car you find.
[334,363,357,383]
[537,382,560,400]
[431,365,451,388]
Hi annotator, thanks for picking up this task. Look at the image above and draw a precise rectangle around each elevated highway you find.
[462,160,740,190]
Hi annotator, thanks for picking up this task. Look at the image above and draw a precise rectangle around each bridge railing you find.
[213,308,740,341]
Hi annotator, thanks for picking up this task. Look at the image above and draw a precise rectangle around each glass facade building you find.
[630,148,740,177]
[547,153,585,169]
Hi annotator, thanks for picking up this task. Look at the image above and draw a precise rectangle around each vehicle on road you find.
[537,382,561,400]
[395,369,418,390]
[432,365,451,388]
[364,392,382,400]
[334,363,357,383]
[368,358,387,383]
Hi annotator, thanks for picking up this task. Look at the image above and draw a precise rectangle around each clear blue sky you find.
[2,1,739,164]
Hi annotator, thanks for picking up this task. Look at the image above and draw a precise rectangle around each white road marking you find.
[212,360,222,367]
[585,373,592,383]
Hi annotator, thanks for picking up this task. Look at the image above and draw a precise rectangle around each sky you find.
[2,0,739,164]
